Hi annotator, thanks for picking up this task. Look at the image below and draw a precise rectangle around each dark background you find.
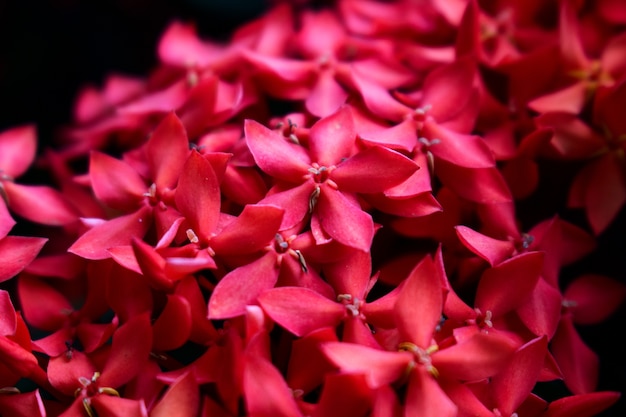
[0,1,624,416]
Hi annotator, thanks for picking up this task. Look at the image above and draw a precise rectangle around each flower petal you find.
[152,295,192,352]
[321,342,411,388]
[0,125,37,178]
[475,252,544,318]
[309,105,356,166]
[151,371,200,417]
[395,255,444,347]
[331,146,418,193]
[146,112,190,190]
[0,236,47,283]
[69,206,152,260]
[175,151,221,242]
[316,186,374,252]
[208,252,279,319]
[245,119,311,181]
[491,335,549,415]
[211,204,284,256]
[89,151,146,211]
[564,274,626,325]
[99,312,153,388]
[258,287,345,337]
[3,182,80,225]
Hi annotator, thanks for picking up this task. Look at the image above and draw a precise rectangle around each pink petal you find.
[405,369,458,417]
[245,119,311,181]
[455,225,515,266]
[0,125,37,178]
[564,274,626,325]
[17,275,72,331]
[343,69,410,121]
[0,390,46,417]
[208,252,279,319]
[261,182,315,231]
[331,146,418,193]
[158,21,224,67]
[517,278,563,338]
[91,396,148,417]
[492,336,549,416]
[106,264,153,323]
[433,332,518,381]
[528,82,588,114]
[436,162,512,204]
[422,121,495,168]
[3,182,79,225]
[475,252,544,318]
[152,295,192,352]
[130,238,174,291]
[0,236,47,283]
[258,287,345,337]
[211,204,283,256]
[394,255,444,347]
[99,312,153,388]
[358,118,418,152]
[174,151,221,241]
[117,79,188,114]
[583,153,626,235]
[321,342,411,388]
[69,206,152,260]
[47,350,97,395]
[312,373,373,417]
[243,337,302,417]
[151,372,200,417]
[420,56,476,123]
[543,391,621,417]
[89,151,146,211]
[146,112,190,190]
[316,186,374,252]
[309,105,356,166]
[0,290,16,336]
[296,9,344,58]
[305,70,348,118]
[0,201,15,240]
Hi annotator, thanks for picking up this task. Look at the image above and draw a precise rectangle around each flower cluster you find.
[1,0,626,416]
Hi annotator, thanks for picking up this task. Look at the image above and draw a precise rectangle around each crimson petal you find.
[69,206,152,260]
[475,252,544,318]
[0,125,37,178]
[152,295,192,352]
[331,146,418,193]
[309,105,356,166]
[321,342,411,388]
[433,332,518,381]
[492,336,549,416]
[405,369,457,417]
[89,151,145,211]
[394,255,444,347]
[3,182,79,226]
[258,287,345,337]
[211,204,283,256]
[245,119,311,182]
[208,252,279,319]
[175,151,221,242]
[151,372,200,417]
[316,186,373,252]
[0,236,47,283]
[99,312,153,388]
[146,112,190,190]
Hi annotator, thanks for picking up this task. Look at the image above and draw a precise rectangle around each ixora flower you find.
[0,1,625,416]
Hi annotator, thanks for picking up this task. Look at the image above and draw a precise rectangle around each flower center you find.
[398,342,439,378]
[337,294,364,318]
[308,163,335,184]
